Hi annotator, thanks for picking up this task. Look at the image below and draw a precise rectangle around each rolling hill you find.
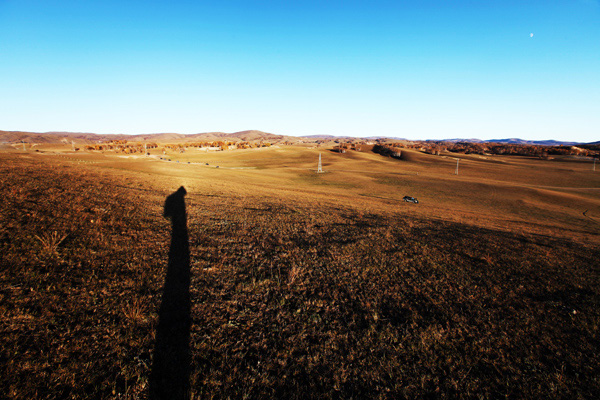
[0,129,593,147]
[0,129,298,144]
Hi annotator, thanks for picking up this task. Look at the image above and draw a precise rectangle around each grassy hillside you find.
[0,129,295,146]
[1,148,599,398]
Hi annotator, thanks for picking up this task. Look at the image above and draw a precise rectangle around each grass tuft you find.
[34,231,68,258]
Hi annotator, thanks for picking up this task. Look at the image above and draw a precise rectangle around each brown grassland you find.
[1,143,600,399]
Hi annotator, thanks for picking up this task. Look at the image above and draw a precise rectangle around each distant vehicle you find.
[403,196,418,204]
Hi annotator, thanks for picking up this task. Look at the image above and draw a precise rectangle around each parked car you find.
[403,196,418,204]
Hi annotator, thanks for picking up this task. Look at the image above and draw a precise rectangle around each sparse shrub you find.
[34,230,68,258]
[123,298,147,326]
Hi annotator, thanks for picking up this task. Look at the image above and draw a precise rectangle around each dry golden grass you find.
[1,145,599,399]
[134,144,600,243]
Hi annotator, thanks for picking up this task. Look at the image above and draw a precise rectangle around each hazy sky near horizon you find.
[1,1,599,141]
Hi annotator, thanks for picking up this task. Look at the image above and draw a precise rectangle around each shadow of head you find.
[164,186,187,221]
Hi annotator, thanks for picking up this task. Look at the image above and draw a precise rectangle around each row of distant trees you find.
[404,141,599,158]
[83,141,159,152]
[372,144,402,158]
[367,141,599,159]
[333,142,364,153]
[83,140,273,152]
[166,141,272,150]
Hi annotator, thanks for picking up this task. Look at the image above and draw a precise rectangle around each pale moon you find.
[530,33,534,37]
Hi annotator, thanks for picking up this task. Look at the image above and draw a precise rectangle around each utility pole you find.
[71,141,75,151]
[22,140,26,151]
[317,153,323,173]
[455,158,459,175]
[594,157,597,171]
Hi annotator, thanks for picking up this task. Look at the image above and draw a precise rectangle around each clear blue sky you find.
[1,0,599,141]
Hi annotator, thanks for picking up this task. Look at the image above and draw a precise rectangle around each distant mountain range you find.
[0,129,595,146]
[0,129,295,144]
[433,138,584,146]
[302,134,590,146]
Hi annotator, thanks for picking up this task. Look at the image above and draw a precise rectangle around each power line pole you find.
[455,158,459,175]
[22,140,26,151]
[317,153,323,173]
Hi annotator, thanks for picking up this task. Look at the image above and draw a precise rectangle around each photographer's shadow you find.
[150,186,191,399]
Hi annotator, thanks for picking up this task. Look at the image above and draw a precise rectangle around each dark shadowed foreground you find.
[150,187,191,399]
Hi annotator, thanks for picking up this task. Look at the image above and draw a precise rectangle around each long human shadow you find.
[150,186,191,399]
